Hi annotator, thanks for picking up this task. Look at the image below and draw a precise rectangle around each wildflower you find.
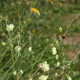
[57,62,60,67]
[55,40,58,45]
[13,70,17,76]
[48,0,54,5]
[20,69,23,74]
[59,2,63,6]
[15,46,21,53]
[6,24,14,32]
[68,76,72,80]
[28,46,32,52]
[56,55,59,60]
[2,42,6,46]
[62,0,65,2]
[30,8,40,15]
[59,27,62,32]
[29,78,33,80]
[41,61,49,72]
[52,47,57,55]
[39,75,48,80]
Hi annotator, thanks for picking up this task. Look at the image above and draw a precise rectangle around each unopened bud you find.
[2,42,6,46]
[59,27,62,32]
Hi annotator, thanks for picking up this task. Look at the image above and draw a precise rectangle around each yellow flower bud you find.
[59,2,63,6]
[59,27,62,32]
[2,42,6,46]
[55,40,58,45]
[30,8,40,15]
[62,0,65,2]
[48,0,54,5]
[50,44,54,47]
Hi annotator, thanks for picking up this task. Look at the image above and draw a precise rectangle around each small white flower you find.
[28,46,32,52]
[68,76,72,80]
[55,73,58,76]
[6,24,14,32]
[29,78,33,80]
[13,70,17,76]
[15,46,21,53]
[57,62,60,67]
[41,61,49,72]
[56,55,59,60]
[20,69,23,74]
[52,47,57,55]
[39,75,48,80]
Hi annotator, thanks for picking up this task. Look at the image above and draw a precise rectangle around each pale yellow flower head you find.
[52,47,57,55]
[13,70,17,76]
[41,61,49,72]
[6,24,14,32]
[48,0,54,5]
[39,75,48,80]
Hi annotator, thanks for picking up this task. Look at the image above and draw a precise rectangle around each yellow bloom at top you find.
[62,0,65,2]
[30,8,40,15]
[48,0,54,5]
[59,2,63,6]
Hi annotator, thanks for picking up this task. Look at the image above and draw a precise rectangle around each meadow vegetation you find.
[0,0,80,80]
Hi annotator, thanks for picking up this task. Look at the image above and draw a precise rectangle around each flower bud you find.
[50,44,54,47]
[13,70,17,76]
[59,27,62,32]
[37,63,42,69]
[2,42,6,46]
[28,46,32,52]
[20,69,23,74]
[55,40,58,45]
